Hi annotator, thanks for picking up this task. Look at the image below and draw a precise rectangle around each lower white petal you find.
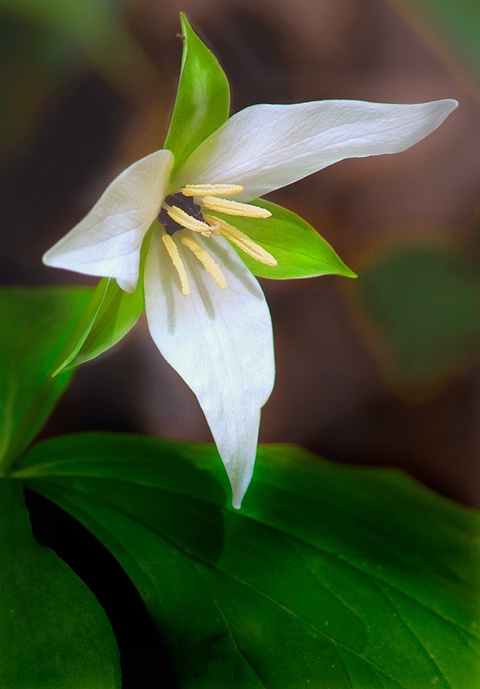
[178,99,458,201]
[43,150,174,292]
[145,229,275,507]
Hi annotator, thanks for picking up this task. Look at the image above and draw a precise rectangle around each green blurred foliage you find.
[0,0,141,159]
[391,0,480,89]
[356,243,480,391]
[0,0,133,65]
[0,13,73,158]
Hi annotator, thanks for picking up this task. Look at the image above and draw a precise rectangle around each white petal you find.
[178,99,458,201]
[43,150,174,292]
[144,230,275,507]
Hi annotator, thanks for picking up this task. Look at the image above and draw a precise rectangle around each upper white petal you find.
[144,230,275,508]
[178,99,458,201]
[43,150,174,292]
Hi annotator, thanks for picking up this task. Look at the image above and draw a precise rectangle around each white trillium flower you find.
[43,21,458,508]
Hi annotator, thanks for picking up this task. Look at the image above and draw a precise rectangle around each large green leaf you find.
[53,276,144,374]
[220,199,356,279]
[0,480,120,689]
[356,243,480,386]
[165,13,231,181]
[15,435,480,688]
[0,287,91,473]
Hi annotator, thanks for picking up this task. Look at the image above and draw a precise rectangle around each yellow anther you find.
[166,205,213,233]
[181,236,227,290]
[181,184,244,197]
[205,215,277,267]
[201,196,272,218]
[162,234,190,296]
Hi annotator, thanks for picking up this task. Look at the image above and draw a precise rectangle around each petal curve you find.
[145,230,275,507]
[178,99,458,201]
[43,150,174,292]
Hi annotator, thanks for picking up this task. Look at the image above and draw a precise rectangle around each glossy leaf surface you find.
[0,480,120,689]
[16,434,480,689]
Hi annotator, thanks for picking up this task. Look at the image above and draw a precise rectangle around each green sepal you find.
[164,13,230,180]
[0,480,121,688]
[52,275,144,375]
[218,199,357,280]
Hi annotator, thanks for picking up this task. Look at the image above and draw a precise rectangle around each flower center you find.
[157,184,277,297]
[158,193,205,236]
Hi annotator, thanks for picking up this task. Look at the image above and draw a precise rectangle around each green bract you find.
[42,14,457,506]
[218,199,356,279]
[164,14,231,177]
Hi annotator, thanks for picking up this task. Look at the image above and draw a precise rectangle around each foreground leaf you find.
[0,287,91,472]
[0,480,120,689]
[15,435,480,689]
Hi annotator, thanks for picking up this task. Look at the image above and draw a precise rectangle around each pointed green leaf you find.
[220,199,357,279]
[0,480,120,689]
[16,435,480,689]
[53,276,144,374]
[0,287,91,473]
[165,13,230,180]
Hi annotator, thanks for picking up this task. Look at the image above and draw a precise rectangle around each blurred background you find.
[2,0,480,507]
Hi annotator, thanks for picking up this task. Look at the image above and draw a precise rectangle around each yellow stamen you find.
[162,234,190,296]
[166,205,213,233]
[181,236,227,290]
[204,215,277,267]
[181,184,244,197]
[201,196,272,218]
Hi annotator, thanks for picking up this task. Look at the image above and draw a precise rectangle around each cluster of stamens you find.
[157,184,276,296]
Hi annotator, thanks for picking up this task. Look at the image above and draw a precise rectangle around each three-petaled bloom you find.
[43,15,457,507]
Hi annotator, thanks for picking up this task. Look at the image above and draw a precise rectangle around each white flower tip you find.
[417,98,459,143]
[42,246,58,267]
[430,98,459,126]
[42,244,79,272]
[231,491,244,510]
[230,471,252,510]
[436,98,459,119]
[445,98,459,111]
[41,239,81,270]
[116,276,137,293]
